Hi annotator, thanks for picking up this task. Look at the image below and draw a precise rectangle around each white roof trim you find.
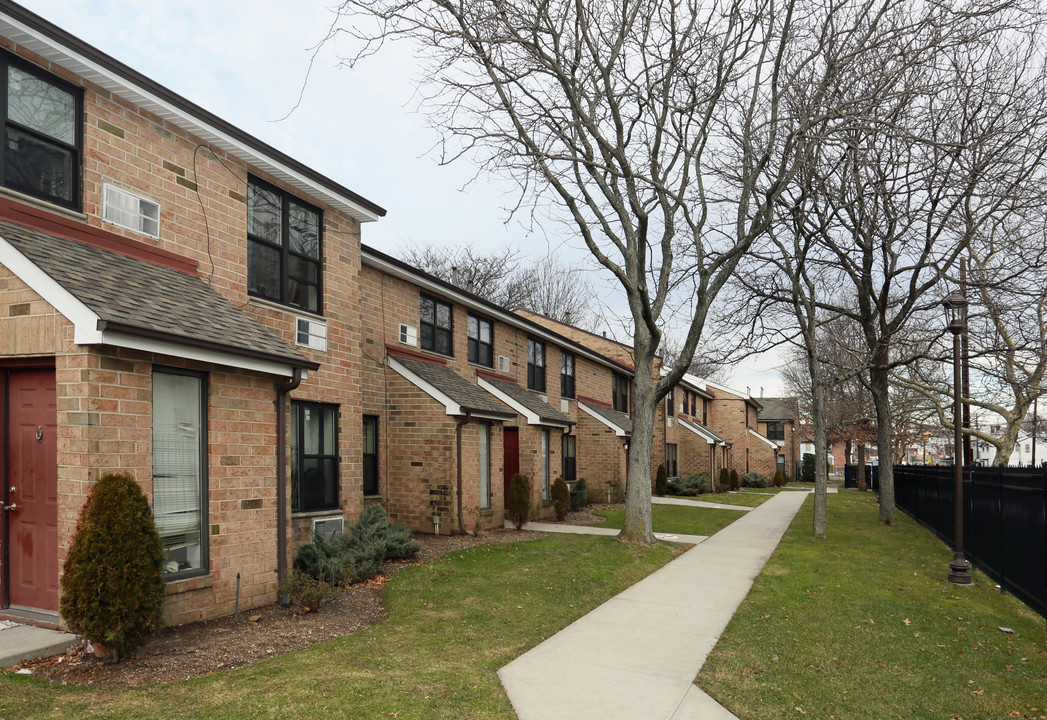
[679,418,717,445]
[0,15,381,224]
[388,355,462,416]
[579,401,628,437]
[749,428,780,450]
[99,332,294,377]
[477,377,570,428]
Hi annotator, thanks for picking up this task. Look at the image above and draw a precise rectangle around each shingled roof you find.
[478,375,573,427]
[757,397,798,422]
[579,401,632,436]
[389,354,517,420]
[0,219,317,371]
[679,418,731,446]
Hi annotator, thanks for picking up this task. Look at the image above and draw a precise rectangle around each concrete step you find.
[0,625,79,667]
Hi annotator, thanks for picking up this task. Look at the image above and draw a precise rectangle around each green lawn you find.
[1,535,683,720]
[595,503,746,535]
[698,491,1047,720]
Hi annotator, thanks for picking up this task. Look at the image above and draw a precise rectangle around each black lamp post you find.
[943,290,973,585]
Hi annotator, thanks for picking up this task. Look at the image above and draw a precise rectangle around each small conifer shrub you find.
[551,477,570,520]
[773,469,786,487]
[60,472,165,662]
[570,478,588,512]
[278,569,340,613]
[742,471,768,488]
[507,473,532,529]
[801,453,816,483]
[718,468,730,493]
[729,469,740,491]
[654,464,668,497]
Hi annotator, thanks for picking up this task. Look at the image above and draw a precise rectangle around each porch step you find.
[0,624,79,667]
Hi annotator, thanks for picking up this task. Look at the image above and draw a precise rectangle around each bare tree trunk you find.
[856,443,867,491]
[869,364,897,524]
[812,374,829,538]
[620,350,656,544]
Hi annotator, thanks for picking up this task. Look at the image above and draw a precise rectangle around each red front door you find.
[4,369,58,612]
[503,427,520,500]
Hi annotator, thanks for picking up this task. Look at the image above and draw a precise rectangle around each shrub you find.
[718,468,730,493]
[667,473,709,496]
[742,471,769,488]
[551,477,570,520]
[729,469,740,491]
[352,504,420,560]
[278,569,340,613]
[570,478,588,511]
[60,472,165,662]
[773,469,786,487]
[654,464,668,497]
[507,473,532,529]
[801,453,816,483]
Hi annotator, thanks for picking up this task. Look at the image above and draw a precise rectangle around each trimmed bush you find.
[570,478,588,511]
[667,473,709,496]
[742,471,769,488]
[729,469,740,491]
[654,464,668,497]
[773,469,786,487]
[60,472,165,662]
[507,473,532,529]
[278,569,340,613]
[801,453,816,483]
[718,468,730,493]
[551,477,570,520]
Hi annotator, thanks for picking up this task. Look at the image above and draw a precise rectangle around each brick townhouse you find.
[756,397,799,480]
[664,373,731,485]
[699,379,779,479]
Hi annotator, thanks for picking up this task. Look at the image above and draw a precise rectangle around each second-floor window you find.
[613,373,629,413]
[667,388,675,416]
[766,422,785,441]
[560,351,575,398]
[247,177,322,314]
[2,55,82,209]
[528,338,546,392]
[467,314,493,366]
[420,293,453,355]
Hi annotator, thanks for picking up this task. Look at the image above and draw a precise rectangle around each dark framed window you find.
[1,54,82,209]
[467,314,493,367]
[479,422,492,510]
[528,338,546,392]
[702,398,707,424]
[667,388,675,417]
[291,401,339,512]
[247,176,322,313]
[420,293,454,356]
[562,434,576,483]
[612,373,629,413]
[690,394,697,417]
[560,351,575,398]
[541,429,551,501]
[363,415,379,496]
[766,422,785,441]
[666,443,678,478]
[152,368,208,579]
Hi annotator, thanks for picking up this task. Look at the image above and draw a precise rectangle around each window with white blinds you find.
[152,370,207,577]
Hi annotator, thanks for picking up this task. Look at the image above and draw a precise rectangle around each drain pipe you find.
[455,412,472,535]
[275,368,303,589]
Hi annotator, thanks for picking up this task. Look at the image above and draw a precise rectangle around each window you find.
[666,443,678,477]
[690,394,697,417]
[363,415,379,496]
[528,338,546,392]
[479,423,492,510]
[777,454,786,472]
[667,388,675,416]
[613,373,629,413]
[467,314,493,367]
[2,56,82,209]
[562,435,576,482]
[291,401,339,512]
[152,369,207,578]
[541,429,551,501]
[247,177,322,313]
[560,351,575,398]
[420,293,453,356]
[766,422,785,441]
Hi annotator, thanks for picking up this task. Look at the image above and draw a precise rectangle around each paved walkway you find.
[652,496,753,512]
[509,520,709,545]
[498,490,809,720]
[0,622,78,667]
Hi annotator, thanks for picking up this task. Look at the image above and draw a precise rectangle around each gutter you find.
[275,368,303,591]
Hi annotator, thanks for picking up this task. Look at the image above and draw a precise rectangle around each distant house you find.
[757,397,799,479]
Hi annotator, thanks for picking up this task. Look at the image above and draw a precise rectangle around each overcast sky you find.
[20,0,788,397]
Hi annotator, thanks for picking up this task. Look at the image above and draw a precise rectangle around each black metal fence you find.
[843,464,879,490]
[845,463,1047,618]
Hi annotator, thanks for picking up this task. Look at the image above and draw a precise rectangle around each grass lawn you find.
[595,503,745,535]
[1,534,683,720]
[698,491,1047,720]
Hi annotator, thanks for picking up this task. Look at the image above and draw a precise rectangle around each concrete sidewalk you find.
[0,623,78,667]
[498,490,809,720]
[509,520,709,545]
[653,496,753,512]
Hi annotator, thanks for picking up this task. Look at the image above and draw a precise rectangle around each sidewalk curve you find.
[498,490,808,720]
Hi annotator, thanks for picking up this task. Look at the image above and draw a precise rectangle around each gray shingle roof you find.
[580,401,632,436]
[679,418,731,445]
[757,397,797,422]
[1,219,316,369]
[392,355,517,419]
[481,376,573,426]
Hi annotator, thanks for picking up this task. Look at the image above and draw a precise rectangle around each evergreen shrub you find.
[654,464,668,497]
[718,468,730,493]
[729,469,740,490]
[801,453,816,483]
[551,477,570,520]
[742,471,768,488]
[507,473,532,529]
[60,472,165,662]
[773,469,786,487]
[278,569,340,613]
[667,473,709,496]
[570,478,588,511]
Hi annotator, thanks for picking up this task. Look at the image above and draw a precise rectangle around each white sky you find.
[19,0,787,396]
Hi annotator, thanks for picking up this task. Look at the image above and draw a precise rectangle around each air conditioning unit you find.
[399,323,418,347]
[312,516,344,541]
[296,317,328,351]
[103,183,160,238]
[667,417,673,428]
[498,355,511,373]
[561,399,570,413]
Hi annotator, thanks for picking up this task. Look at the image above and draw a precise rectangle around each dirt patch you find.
[17,528,545,687]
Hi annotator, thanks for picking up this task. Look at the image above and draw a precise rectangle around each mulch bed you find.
[14,528,547,687]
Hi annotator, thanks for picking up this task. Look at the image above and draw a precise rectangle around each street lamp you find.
[943,290,972,585]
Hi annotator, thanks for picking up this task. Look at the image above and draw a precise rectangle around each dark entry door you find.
[4,368,58,611]
[503,427,519,500]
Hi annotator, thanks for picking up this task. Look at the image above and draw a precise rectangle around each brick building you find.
[756,397,799,480]
[698,379,779,478]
